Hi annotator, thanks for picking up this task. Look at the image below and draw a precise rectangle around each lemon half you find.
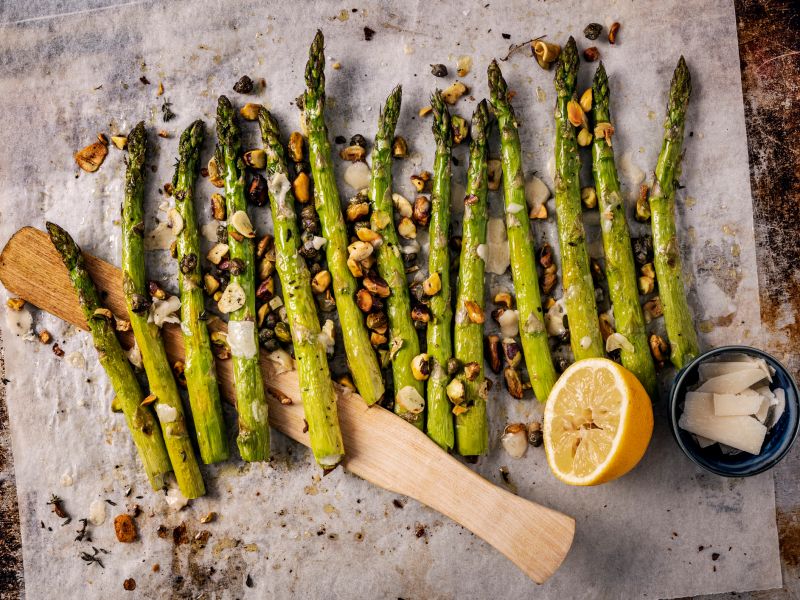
[543,358,654,486]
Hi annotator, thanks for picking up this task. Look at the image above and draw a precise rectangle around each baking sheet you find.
[0,0,781,597]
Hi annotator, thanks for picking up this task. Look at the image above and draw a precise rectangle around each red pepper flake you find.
[52,343,65,357]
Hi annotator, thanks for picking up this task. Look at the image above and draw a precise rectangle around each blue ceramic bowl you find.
[669,345,799,477]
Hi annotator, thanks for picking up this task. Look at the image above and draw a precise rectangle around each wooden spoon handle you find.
[0,226,575,583]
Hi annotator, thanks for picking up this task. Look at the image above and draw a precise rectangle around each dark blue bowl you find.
[669,345,799,477]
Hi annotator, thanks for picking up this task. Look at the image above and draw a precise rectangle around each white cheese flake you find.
[227,321,257,358]
[155,403,178,423]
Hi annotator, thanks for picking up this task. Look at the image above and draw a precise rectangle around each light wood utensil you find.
[0,226,575,584]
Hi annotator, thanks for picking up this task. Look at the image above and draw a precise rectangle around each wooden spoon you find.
[0,226,575,583]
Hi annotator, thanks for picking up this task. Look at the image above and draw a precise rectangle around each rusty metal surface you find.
[0,1,798,598]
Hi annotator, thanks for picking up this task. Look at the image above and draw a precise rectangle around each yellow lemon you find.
[543,358,653,486]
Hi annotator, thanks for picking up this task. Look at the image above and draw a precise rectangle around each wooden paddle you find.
[0,226,575,583]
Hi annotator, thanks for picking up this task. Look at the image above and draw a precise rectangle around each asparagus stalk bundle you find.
[302,30,385,406]
[368,86,425,427]
[591,64,658,398]
[171,120,229,464]
[488,60,558,402]
[259,107,345,468]
[47,223,172,490]
[553,38,604,361]
[649,57,700,369]
[121,123,204,498]
[215,97,270,462]
[425,90,455,449]
[454,100,491,456]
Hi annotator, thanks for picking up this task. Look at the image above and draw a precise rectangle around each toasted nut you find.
[410,174,426,193]
[577,127,593,147]
[451,115,468,144]
[418,106,433,117]
[257,303,270,327]
[288,132,304,162]
[445,377,465,404]
[452,405,468,416]
[347,257,363,278]
[200,512,217,524]
[244,149,266,170]
[230,210,256,238]
[6,298,25,311]
[494,292,514,310]
[594,122,615,147]
[410,353,432,381]
[643,297,664,323]
[579,88,593,113]
[157,129,170,139]
[141,393,157,406]
[412,196,431,226]
[608,22,620,44]
[206,243,230,265]
[366,312,388,334]
[649,334,669,364]
[567,99,588,129]
[527,421,544,447]
[465,300,485,324]
[93,307,114,320]
[502,338,522,368]
[397,217,417,239]
[581,186,597,209]
[446,357,462,376]
[541,263,558,295]
[504,367,524,399]
[111,135,128,150]
[463,362,480,382]
[240,103,262,121]
[208,157,224,188]
[210,193,226,221]
[349,134,367,148]
[114,514,138,543]
[256,276,275,301]
[363,272,391,297]
[423,272,441,296]
[641,262,655,279]
[411,304,431,324]
[533,40,561,68]
[74,140,108,172]
[311,270,332,294]
[346,200,370,222]
[38,330,52,344]
[271,321,290,344]
[339,145,366,161]
[348,240,373,262]
[147,280,167,300]
[256,234,274,259]
[635,184,651,222]
[583,47,600,62]
[370,332,388,347]
[392,136,408,158]
[115,318,131,332]
[530,203,548,219]
[638,274,655,295]
[257,256,275,281]
[356,226,381,244]
[392,193,413,218]
[213,291,223,302]
[293,172,310,204]
[442,81,468,105]
[336,374,356,391]
[356,288,373,312]
[598,313,615,342]
[172,361,187,388]
[487,159,502,191]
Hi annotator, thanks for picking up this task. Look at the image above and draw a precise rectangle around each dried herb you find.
[139,76,150,85]
[80,546,109,568]
[161,99,176,122]
[583,23,603,40]
[75,518,91,542]
[363,26,375,41]
[48,494,68,519]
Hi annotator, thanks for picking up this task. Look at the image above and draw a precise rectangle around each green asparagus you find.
[591,64,658,397]
[121,123,204,498]
[259,107,345,468]
[454,100,491,456]
[553,38,604,361]
[426,89,454,448]
[488,60,558,401]
[368,85,424,427]
[303,30,385,406]
[650,56,700,369]
[47,222,172,491]
[215,97,270,462]
[172,120,229,464]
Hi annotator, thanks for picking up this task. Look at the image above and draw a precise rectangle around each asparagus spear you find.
[259,107,345,468]
[650,57,700,369]
[47,223,172,491]
[121,123,204,498]
[426,90,454,448]
[488,60,558,401]
[368,85,424,427]
[171,120,229,463]
[215,97,270,462]
[553,38,604,361]
[591,64,658,397]
[454,100,491,456]
[302,30,385,406]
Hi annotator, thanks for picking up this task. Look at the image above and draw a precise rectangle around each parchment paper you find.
[0,0,781,598]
